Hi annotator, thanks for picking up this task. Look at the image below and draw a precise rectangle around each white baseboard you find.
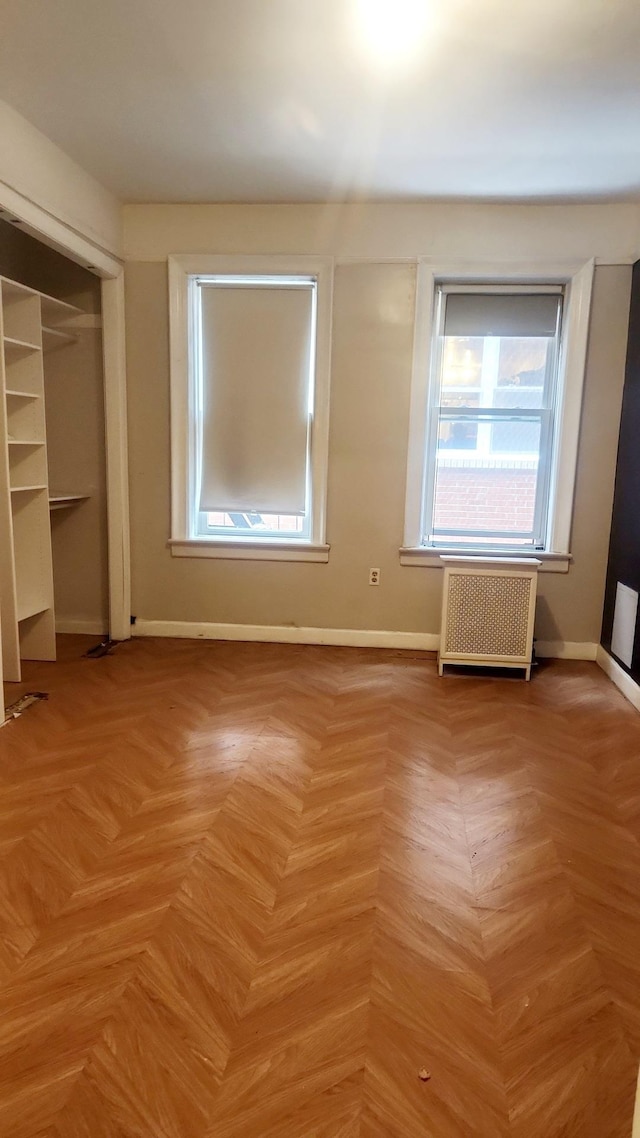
[55,619,108,636]
[132,620,440,652]
[535,640,598,660]
[596,645,640,713]
[132,620,597,660]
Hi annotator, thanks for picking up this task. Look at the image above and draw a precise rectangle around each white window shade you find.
[443,292,561,338]
[198,280,314,515]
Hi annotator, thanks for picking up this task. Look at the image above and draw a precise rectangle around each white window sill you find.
[169,539,330,563]
[399,547,571,573]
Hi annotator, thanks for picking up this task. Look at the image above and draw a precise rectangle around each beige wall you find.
[123,202,640,264]
[124,204,634,644]
[0,99,122,258]
[45,321,109,630]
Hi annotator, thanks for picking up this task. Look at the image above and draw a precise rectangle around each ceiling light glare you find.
[355,0,432,68]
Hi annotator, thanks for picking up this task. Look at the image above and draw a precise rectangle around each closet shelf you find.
[5,389,40,400]
[17,600,50,624]
[4,335,41,353]
[1,278,35,303]
[49,494,90,511]
[10,484,47,494]
[1,277,83,324]
[40,293,83,325]
[42,326,77,351]
[8,439,45,447]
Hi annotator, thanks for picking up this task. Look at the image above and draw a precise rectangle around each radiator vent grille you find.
[444,573,533,658]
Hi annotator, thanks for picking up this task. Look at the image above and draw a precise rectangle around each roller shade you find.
[198,280,313,515]
[443,292,561,338]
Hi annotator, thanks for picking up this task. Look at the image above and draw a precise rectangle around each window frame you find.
[401,259,595,572]
[424,282,562,550]
[168,254,333,562]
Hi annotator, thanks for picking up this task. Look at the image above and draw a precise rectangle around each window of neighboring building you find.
[168,256,333,562]
[402,261,594,569]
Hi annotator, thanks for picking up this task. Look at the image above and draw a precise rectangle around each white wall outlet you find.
[369,568,380,586]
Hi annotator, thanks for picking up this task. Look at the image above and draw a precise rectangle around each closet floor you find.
[1,636,640,1138]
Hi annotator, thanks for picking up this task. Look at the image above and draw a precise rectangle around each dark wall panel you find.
[602,260,640,677]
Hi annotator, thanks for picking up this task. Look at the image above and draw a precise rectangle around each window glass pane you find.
[430,417,542,542]
[441,338,483,390]
[204,511,305,535]
[490,419,540,454]
[497,338,547,388]
[441,335,552,410]
[438,419,479,449]
[440,392,480,410]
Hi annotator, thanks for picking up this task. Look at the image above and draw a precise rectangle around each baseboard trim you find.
[132,620,440,652]
[535,640,598,660]
[596,645,640,713]
[132,620,597,660]
[55,620,109,636]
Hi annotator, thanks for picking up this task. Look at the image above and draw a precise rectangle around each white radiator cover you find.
[438,556,541,679]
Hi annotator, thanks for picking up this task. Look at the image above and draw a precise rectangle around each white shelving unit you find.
[0,276,85,709]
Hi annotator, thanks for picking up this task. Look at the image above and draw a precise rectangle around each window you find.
[168,256,333,561]
[402,261,594,569]
[428,287,562,549]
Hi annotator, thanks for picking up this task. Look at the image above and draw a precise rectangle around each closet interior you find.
[0,219,108,721]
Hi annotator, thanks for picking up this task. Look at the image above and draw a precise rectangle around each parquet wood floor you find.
[1,636,640,1137]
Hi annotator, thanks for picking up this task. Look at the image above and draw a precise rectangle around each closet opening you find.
[0,217,109,707]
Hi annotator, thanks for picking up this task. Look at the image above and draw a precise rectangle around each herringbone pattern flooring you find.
[1,636,640,1137]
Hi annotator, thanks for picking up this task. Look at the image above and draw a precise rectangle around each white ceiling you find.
[1,0,640,204]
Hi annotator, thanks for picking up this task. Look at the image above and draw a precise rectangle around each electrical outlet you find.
[369,568,380,586]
